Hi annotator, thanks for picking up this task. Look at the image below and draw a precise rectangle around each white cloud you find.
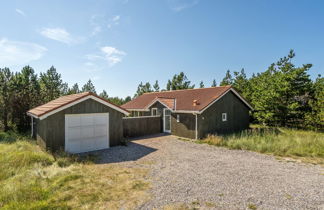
[101,46,126,56]
[15,9,26,16]
[168,0,199,12]
[85,46,126,67]
[40,27,80,44]
[0,38,47,67]
[92,26,102,36]
[101,46,126,66]
[90,15,103,36]
[108,15,120,29]
[112,15,120,22]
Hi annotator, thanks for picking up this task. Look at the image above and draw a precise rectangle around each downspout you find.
[195,114,198,140]
[31,116,33,138]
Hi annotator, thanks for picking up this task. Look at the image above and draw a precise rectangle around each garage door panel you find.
[65,113,109,153]
[81,115,94,126]
[66,141,81,153]
[94,137,108,150]
[95,115,107,125]
[67,116,80,127]
[67,127,81,140]
[80,126,94,139]
[94,126,107,137]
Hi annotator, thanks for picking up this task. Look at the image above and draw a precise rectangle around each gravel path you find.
[98,134,324,210]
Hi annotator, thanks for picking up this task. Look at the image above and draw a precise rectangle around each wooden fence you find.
[123,116,162,138]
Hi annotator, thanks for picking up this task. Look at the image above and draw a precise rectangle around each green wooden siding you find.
[198,91,250,138]
[123,116,161,138]
[36,98,124,152]
[171,113,196,139]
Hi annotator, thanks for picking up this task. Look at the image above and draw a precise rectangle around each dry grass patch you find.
[198,128,324,165]
[0,132,150,209]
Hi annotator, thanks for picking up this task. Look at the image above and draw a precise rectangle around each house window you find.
[222,113,227,122]
[177,114,180,122]
[151,108,158,116]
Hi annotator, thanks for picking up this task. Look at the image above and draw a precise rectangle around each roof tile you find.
[122,86,233,112]
[28,92,129,117]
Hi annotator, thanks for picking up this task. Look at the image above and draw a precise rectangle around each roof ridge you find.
[143,86,231,94]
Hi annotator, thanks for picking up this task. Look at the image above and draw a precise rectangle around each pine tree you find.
[0,68,13,131]
[153,80,160,92]
[11,66,41,131]
[166,72,195,90]
[232,68,250,100]
[82,79,96,93]
[305,75,324,130]
[134,82,153,97]
[199,81,205,88]
[39,66,65,102]
[250,50,313,127]
[99,90,109,99]
[211,79,217,87]
[220,70,233,86]
[69,83,80,94]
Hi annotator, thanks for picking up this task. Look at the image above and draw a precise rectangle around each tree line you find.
[0,66,131,132]
[0,50,323,132]
[134,50,323,130]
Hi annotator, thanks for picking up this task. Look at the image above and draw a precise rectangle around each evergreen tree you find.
[124,96,131,104]
[82,79,96,93]
[232,68,251,100]
[166,72,195,90]
[134,82,153,97]
[153,80,160,92]
[69,83,80,94]
[0,68,13,131]
[305,75,324,130]
[39,66,65,102]
[250,50,313,127]
[220,70,233,86]
[199,81,205,88]
[99,90,109,99]
[11,66,41,131]
[211,79,217,87]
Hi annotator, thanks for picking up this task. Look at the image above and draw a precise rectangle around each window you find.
[151,108,158,116]
[177,114,180,122]
[222,113,227,122]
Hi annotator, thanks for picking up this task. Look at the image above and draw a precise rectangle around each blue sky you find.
[0,0,323,97]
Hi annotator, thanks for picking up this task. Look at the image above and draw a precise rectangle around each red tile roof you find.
[148,97,175,110]
[28,92,129,118]
[122,86,241,112]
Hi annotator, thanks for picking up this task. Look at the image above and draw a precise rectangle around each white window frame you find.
[176,114,180,122]
[222,113,227,122]
[151,108,158,116]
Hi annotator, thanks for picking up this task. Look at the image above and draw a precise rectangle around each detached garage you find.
[27,92,129,153]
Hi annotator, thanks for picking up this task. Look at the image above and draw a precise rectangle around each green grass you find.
[0,132,150,209]
[200,127,324,165]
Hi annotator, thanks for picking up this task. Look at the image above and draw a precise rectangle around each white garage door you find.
[65,113,109,153]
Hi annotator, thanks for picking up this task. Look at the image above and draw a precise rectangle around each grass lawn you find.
[0,132,150,209]
[197,127,324,165]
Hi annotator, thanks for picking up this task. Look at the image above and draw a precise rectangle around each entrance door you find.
[163,108,171,133]
[65,113,109,153]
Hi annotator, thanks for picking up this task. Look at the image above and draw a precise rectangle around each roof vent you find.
[193,100,199,106]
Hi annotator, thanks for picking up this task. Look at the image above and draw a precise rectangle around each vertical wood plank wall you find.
[36,99,124,152]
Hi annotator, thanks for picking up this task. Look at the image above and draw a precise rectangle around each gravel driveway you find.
[98,134,324,210]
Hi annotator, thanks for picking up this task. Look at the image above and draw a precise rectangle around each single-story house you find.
[121,86,253,139]
[27,92,129,153]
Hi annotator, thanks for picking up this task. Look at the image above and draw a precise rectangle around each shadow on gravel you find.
[93,134,166,164]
